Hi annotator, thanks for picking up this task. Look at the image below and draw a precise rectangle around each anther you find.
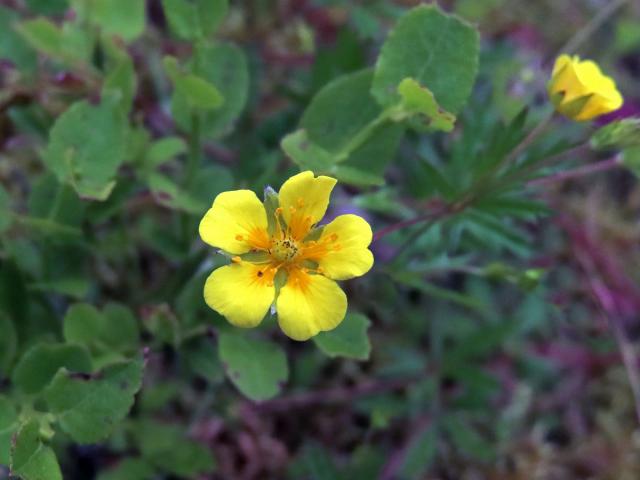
[235,234,244,241]
[231,256,242,263]
[330,233,339,242]
[297,198,305,207]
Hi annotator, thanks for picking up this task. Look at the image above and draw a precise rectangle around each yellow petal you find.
[204,262,275,328]
[275,270,347,341]
[278,171,337,240]
[199,190,270,254]
[574,92,623,121]
[308,214,374,281]
[549,54,623,121]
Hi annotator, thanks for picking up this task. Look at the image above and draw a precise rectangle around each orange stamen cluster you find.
[235,196,342,286]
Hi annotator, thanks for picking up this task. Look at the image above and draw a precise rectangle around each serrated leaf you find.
[371,5,479,114]
[12,343,92,395]
[314,313,371,360]
[44,358,144,444]
[218,333,288,401]
[43,96,128,201]
[10,420,62,480]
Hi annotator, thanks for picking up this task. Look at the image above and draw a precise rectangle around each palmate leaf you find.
[44,358,144,444]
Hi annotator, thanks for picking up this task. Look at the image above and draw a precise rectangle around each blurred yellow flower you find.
[548,54,623,121]
[199,171,374,341]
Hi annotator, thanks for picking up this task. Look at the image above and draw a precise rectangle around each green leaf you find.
[281,129,335,172]
[148,172,206,213]
[97,458,156,480]
[134,421,216,476]
[44,358,144,444]
[91,0,146,41]
[0,6,37,73]
[399,423,437,478]
[371,5,479,114]
[10,419,62,480]
[0,313,17,376]
[102,44,137,114]
[162,0,228,40]
[296,69,404,185]
[218,333,288,401]
[63,303,139,356]
[164,56,224,111]
[314,313,371,360]
[591,117,640,150]
[17,18,92,65]
[443,416,494,461]
[182,338,224,382]
[43,95,128,201]
[147,137,188,168]
[25,0,67,15]
[0,396,19,465]
[172,42,249,138]
[622,146,640,177]
[394,77,456,132]
[12,343,92,395]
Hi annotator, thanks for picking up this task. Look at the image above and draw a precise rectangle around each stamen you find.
[330,233,339,242]
[297,198,305,207]
[235,234,244,241]
[231,256,242,263]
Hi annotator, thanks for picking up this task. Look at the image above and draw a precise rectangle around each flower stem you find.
[553,0,629,59]
[528,155,621,187]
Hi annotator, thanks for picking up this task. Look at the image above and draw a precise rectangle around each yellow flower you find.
[548,54,623,121]
[199,171,374,341]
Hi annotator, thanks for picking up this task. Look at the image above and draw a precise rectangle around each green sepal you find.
[263,186,280,237]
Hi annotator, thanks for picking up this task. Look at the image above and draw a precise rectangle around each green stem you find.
[48,183,66,220]
[335,108,394,162]
[185,113,202,187]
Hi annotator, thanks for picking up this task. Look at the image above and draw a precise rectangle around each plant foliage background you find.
[1,0,640,479]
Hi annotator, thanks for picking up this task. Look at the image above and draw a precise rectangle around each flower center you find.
[270,237,300,262]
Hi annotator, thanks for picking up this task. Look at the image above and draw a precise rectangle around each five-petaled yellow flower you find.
[199,171,374,341]
[548,54,623,122]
